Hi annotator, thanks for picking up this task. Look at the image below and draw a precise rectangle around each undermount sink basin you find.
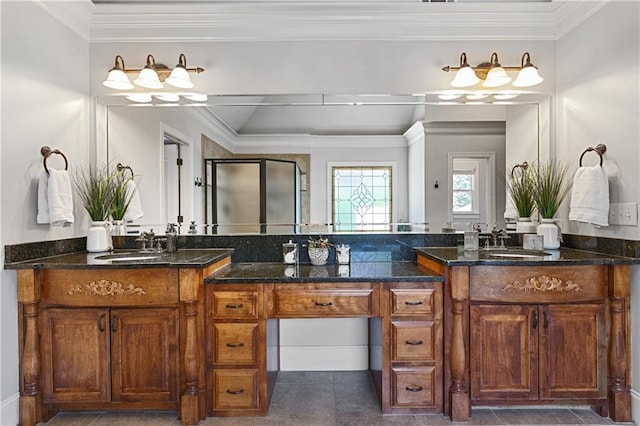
[95,252,162,261]
[485,250,551,258]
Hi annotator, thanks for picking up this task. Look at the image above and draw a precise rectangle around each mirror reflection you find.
[99,93,546,235]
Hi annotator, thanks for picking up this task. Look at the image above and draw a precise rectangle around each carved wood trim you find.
[67,280,147,296]
[503,276,581,293]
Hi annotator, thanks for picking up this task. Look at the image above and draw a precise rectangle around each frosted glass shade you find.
[155,93,180,102]
[184,93,208,102]
[513,66,544,87]
[450,66,480,88]
[103,69,133,90]
[482,66,512,88]
[166,66,194,89]
[125,93,152,103]
[134,68,163,89]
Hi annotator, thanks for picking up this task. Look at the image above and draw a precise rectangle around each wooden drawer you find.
[213,369,258,410]
[391,366,439,408]
[213,323,259,365]
[42,269,179,307]
[270,284,378,318]
[390,289,437,317]
[470,265,606,303]
[210,290,260,319]
[391,321,438,363]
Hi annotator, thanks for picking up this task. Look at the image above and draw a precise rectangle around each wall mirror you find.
[97,93,548,235]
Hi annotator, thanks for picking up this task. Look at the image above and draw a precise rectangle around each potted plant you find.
[531,159,574,249]
[306,235,333,265]
[506,163,536,233]
[110,169,135,235]
[73,164,115,252]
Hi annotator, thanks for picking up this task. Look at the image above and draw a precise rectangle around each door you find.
[110,308,179,402]
[539,304,607,399]
[470,304,538,401]
[41,308,110,403]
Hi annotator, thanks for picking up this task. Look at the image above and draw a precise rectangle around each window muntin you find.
[452,160,479,215]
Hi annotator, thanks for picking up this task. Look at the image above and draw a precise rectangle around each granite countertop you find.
[415,247,639,266]
[205,261,444,283]
[4,248,234,270]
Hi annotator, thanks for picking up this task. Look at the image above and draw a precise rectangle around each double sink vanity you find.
[5,238,635,425]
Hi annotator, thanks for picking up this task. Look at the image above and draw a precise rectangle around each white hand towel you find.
[123,179,144,222]
[37,170,50,224]
[47,169,74,226]
[569,164,609,227]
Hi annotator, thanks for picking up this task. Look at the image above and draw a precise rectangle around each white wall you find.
[555,1,640,419]
[0,2,90,423]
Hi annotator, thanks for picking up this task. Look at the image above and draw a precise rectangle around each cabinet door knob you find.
[98,312,107,333]
[226,389,244,395]
[405,340,424,346]
[405,385,424,392]
[543,310,550,329]
[111,314,119,333]
[532,310,539,329]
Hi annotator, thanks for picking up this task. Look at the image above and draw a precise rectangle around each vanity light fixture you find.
[102,53,204,91]
[442,52,543,89]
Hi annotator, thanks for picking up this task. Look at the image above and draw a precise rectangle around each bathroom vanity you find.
[415,247,634,423]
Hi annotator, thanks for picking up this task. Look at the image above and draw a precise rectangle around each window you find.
[331,166,392,232]
[452,159,479,215]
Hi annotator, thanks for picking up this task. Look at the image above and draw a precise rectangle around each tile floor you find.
[41,371,629,426]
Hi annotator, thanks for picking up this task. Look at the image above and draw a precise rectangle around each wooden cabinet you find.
[377,283,443,414]
[41,307,179,404]
[470,303,606,402]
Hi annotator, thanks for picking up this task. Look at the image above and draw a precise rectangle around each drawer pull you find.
[315,302,333,307]
[405,301,423,306]
[98,312,107,332]
[405,340,424,346]
[405,385,424,393]
[225,303,244,309]
[226,342,245,348]
[226,389,244,395]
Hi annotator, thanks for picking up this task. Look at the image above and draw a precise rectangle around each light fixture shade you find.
[166,66,194,89]
[155,93,180,102]
[438,92,463,100]
[494,92,519,100]
[482,66,512,88]
[125,93,152,103]
[451,66,480,88]
[134,68,163,89]
[513,66,544,87]
[103,69,134,90]
[184,93,208,102]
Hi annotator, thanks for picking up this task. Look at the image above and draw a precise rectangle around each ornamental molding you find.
[68,280,147,296]
[503,276,581,293]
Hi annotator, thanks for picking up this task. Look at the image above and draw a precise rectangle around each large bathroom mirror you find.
[98,93,548,235]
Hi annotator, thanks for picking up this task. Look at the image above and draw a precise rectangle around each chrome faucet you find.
[136,229,159,252]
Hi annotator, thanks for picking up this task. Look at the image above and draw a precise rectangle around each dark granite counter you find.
[4,248,234,270]
[205,261,444,283]
[415,247,639,266]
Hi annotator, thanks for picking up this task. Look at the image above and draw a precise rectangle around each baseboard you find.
[0,392,20,426]
[630,388,640,423]
[280,345,368,371]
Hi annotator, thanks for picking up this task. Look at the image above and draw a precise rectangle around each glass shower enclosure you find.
[204,158,301,234]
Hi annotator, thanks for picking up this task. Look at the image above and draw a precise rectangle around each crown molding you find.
[553,0,611,39]
[34,0,93,41]
[232,134,408,152]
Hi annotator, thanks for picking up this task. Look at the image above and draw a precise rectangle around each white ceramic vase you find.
[112,220,126,236]
[516,217,537,233]
[308,247,329,266]
[537,218,562,249]
[87,221,113,252]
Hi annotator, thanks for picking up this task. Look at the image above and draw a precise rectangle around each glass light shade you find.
[482,66,512,88]
[154,93,180,102]
[166,66,194,89]
[466,93,488,100]
[450,66,480,88]
[494,92,519,100]
[103,69,134,90]
[134,68,163,89]
[184,93,208,102]
[125,93,152,103]
[438,93,463,100]
[512,66,544,87]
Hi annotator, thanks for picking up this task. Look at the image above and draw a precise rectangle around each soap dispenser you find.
[166,223,178,253]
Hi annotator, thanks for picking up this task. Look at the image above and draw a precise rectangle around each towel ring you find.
[116,163,134,177]
[41,146,68,176]
[510,161,528,178]
[579,143,607,167]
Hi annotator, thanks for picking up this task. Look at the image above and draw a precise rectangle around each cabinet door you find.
[539,304,606,399]
[470,304,538,401]
[41,308,110,403]
[110,308,179,402]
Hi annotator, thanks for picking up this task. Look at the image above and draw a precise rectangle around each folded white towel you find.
[47,169,74,226]
[37,171,50,224]
[569,164,609,227]
[123,179,144,222]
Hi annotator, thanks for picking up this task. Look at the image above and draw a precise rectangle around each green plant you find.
[531,159,574,219]
[506,165,536,218]
[307,235,333,248]
[73,164,115,221]
[110,170,134,221]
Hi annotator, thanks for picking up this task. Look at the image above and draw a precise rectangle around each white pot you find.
[516,217,537,233]
[87,221,113,252]
[308,247,329,266]
[537,218,561,249]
